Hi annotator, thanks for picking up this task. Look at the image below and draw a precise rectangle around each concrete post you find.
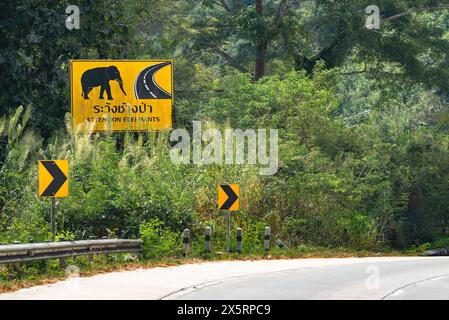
[183,229,190,257]
[236,228,243,253]
[205,227,211,252]
[276,239,288,250]
[264,227,271,251]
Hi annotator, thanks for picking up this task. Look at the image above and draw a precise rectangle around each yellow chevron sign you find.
[38,160,69,198]
[70,60,173,132]
[218,184,239,211]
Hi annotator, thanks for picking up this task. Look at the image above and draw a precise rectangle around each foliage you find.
[0,0,131,137]
[140,219,180,258]
[432,237,449,249]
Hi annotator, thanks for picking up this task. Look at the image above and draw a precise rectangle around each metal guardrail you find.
[424,248,449,256]
[0,239,143,264]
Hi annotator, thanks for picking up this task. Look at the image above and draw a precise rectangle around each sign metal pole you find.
[227,211,231,252]
[50,198,56,242]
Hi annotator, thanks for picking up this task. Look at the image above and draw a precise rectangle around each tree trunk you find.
[254,0,267,81]
[254,40,267,81]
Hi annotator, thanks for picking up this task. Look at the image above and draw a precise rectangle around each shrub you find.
[139,218,180,259]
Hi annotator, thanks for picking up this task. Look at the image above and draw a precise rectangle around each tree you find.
[0,0,131,137]
[142,0,449,89]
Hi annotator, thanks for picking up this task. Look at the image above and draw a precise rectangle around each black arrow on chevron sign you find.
[219,185,238,210]
[40,161,67,197]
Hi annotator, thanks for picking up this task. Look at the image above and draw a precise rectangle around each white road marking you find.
[143,66,157,98]
[430,276,447,281]
[388,289,406,297]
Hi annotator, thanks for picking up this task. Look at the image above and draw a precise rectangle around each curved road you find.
[134,62,172,99]
[168,257,449,300]
[1,257,448,300]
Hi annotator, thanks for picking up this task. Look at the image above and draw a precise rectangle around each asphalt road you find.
[1,257,448,300]
[170,257,449,300]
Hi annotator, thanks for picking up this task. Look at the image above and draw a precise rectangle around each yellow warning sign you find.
[70,60,173,132]
[218,184,239,211]
[38,160,69,198]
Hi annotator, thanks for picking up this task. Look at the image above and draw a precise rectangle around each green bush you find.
[432,237,449,249]
[139,218,180,259]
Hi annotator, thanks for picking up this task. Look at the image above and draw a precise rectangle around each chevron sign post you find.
[218,184,239,252]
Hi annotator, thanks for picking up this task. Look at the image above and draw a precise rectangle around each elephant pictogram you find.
[81,66,126,100]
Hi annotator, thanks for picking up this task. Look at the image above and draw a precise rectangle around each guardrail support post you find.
[205,227,211,252]
[101,236,111,259]
[88,236,95,262]
[58,237,67,267]
[264,227,271,251]
[59,258,67,268]
[236,228,243,253]
[183,229,190,257]
[50,199,59,242]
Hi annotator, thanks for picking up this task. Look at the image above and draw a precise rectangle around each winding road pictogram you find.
[134,62,172,99]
